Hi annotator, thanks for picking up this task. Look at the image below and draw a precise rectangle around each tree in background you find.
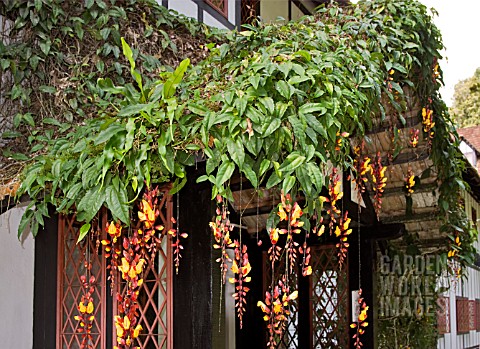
[450,68,480,128]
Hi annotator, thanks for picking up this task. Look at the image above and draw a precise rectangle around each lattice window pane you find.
[456,297,470,333]
[310,246,349,349]
[437,296,450,334]
[263,254,299,349]
[205,0,228,17]
[118,189,173,349]
[469,300,476,331]
[57,214,107,349]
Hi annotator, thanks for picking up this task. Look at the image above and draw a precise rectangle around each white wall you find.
[438,191,480,349]
[168,0,198,20]
[0,206,34,349]
[164,0,235,30]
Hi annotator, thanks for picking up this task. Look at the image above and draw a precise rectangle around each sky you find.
[419,0,480,106]
[349,0,480,107]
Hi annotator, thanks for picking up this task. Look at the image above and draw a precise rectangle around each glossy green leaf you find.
[216,161,235,187]
[76,223,91,243]
[106,178,129,224]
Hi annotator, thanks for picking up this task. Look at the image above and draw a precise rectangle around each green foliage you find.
[378,315,438,349]
[450,68,480,127]
[0,0,221,160]
[4,0,474,280]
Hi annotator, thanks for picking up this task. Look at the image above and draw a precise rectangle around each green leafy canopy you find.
[3,0,474,273]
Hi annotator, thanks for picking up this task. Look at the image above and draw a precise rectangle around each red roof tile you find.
[458,126,480,153]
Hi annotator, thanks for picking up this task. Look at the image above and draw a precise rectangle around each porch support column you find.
[174,166,215,348]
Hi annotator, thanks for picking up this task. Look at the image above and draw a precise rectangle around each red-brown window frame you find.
[205,0,228,18]
[437,296,450,335]
[476,300,480,332]
[457,297,470,334]
[56,186,174,349]
[469,300,477,331]
[56,212,108,349]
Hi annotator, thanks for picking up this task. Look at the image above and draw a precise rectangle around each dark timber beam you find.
[380,210,439,224]
[381,182,438,198]
[365,115,421,135]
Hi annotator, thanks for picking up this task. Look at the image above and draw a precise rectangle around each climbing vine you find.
[0,0,477,347]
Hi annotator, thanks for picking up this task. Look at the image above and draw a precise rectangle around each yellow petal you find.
[334,226,341,237]
[241,262,252,275]
[78,302,86,313]
[86,301,94,314]
[289,290,298,300]
[121,258,130,274]
[123,316,130,330]
[133,324,143,338]
[231,261,239,274]
[273,302,282,314]
[317,225,325,236]
[257,301,268,313]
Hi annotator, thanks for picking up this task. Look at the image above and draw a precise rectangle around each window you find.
[456,297,470,333]
[263,245,350,348]
[57,213,108,349]
[205,0,228,17]
[437,297,450,334]
[56,188,174,348]
[469,300,477,331]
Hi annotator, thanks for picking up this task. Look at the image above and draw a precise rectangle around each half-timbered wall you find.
[438,190,480,349]
[161,0,239,29]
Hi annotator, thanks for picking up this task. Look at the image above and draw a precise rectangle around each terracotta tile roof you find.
[458,126,480,153]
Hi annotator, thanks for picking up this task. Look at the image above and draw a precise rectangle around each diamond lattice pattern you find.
[205,0,228,16]
[264,256,299,349]
[119,190,173,349]
[58,214,106,349]
[310,246,349,349]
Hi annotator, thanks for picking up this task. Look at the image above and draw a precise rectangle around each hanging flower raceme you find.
[102,221,122,291]
[108,186,170,349]
[137,187,166,259]
[268,227,283,265]
[168,216,188,274]
[371,152,387,217]
[351,289,369,349]
[230,240,251,329]
[409,128,420,148]
[257,277,298,349]
[277,192,303,274]
[335,131,350,151]
[211,195,235,283]
[422,106,435,138]
[299,241,312,276]
[405,173,416,195]
[353,144,372,199]
[114,315,143,348]
[335,211,352,268]
[74,274,96,349]
[386,68,395,91]
[432,58,440,82]
[327,168,343,231]
[114,233,145,348]
[448,233,462,258]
